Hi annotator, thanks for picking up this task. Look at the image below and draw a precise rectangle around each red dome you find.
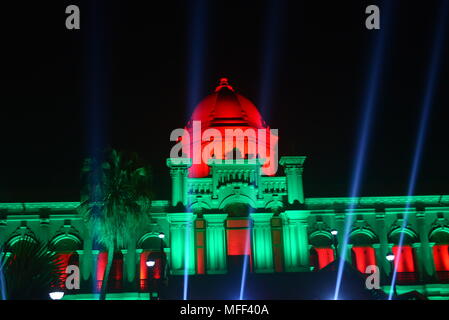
[183,78,278,178]
[189,78,265,129]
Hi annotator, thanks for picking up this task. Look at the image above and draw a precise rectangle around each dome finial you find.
[215,77,234,92]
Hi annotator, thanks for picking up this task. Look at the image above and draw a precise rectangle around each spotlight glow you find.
[386,253,395,262]
[183,222,192,300]
[146,260,155,267]
[239,222,252,300]
[49,291,64,300]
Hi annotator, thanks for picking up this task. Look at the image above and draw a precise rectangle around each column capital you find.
[203,213,228,226]
[250,212,273,224]
[281,210,310,222]
[412,242,422,249]
[167,212,196,224]
[166,158,192,168]
[279,156,306,168]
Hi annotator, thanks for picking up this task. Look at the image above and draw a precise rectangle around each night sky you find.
[2,0,448,203]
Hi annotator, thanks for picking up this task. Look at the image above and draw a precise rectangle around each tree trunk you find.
[99,245,114,300]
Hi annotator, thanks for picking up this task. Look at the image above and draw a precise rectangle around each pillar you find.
[374,212,390,278]
[80,232,94,286]
[166,158,192,207]
[280,156,306,205]
[123,240,137,290]
[416,212,435,281]
[281,210,310,272]
[167,212,196,275]
[335,213,351,263]
[203,213,227,274]
[251,212,274,273]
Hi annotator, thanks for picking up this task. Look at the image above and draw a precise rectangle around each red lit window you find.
[392,245,418,283]
[271,222,284,272]
[226,219,252,272]
[433,245,449,282]
[351,247,376,273]
[96,252,123,292]
[195,221,206,275]
[56,253,79,289]
[311,248,335,271]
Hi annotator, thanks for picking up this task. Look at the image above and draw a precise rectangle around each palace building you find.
[1,79,449,299]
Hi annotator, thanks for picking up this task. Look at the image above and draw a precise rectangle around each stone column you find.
[279,156,307,205]
[416,212,435,281]
[203,213,228,274]
[167,212,196,275]
[80,232,94,288]
[374,213,390,278]
[281,210,310,272]
[166,158,192,207]
[251,212,274,273]
[335,213,352,263]
[122,242,137,291]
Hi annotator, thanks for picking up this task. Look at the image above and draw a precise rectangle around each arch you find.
[189,200,211,213]
[137,232,166,292]
[137,232,166,250]
[309,230,333,248]
[5,234,37,250]
[218,194,257,211]
[264,199,284,214]
[429,226,449,244]
[49,233,83,252]
[388,226,419,245]
[349,228,378,246]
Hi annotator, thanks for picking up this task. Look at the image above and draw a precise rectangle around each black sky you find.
[1,0,448,202]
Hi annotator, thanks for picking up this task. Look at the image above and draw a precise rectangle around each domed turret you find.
[182,78,278,178]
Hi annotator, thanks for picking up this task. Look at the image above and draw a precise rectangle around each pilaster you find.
[250,212,274,273]
[203,213,228,274]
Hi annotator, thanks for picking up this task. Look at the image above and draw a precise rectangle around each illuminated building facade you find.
[1,79,448,299]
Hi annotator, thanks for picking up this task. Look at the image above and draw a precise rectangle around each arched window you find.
[309,231,335,271]
[49,234,82,290]
[430,227,449,282]
[349,230,377,274]
[389,227,419,284]
[6,235,38,250]
[137,234,166,292]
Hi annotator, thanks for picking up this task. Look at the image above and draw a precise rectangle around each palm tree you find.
[79,149,152,300]
[0,236,64,300]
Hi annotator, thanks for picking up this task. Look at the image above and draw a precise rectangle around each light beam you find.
[388,0,449,300]
[334,0,393,300]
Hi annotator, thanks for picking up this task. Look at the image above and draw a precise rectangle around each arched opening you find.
[309,232,335,271]
[137,234,166,292]
[349,230,377,274]
[430,227,449,282]
[389,228,419,284]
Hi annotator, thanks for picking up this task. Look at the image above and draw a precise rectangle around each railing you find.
[188,178,213,194]
[261,177,287,194]
[396,272,419,284]
[437,271,449,283]
[95,279,123,293]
